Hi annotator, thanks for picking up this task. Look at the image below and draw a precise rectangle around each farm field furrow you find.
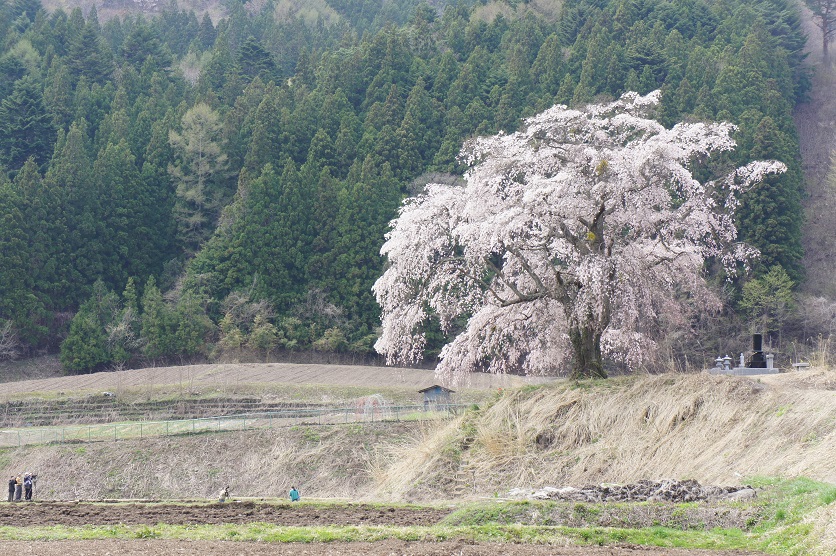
[0,363,551,398]
[0,540,768,556]
[0,501,771,555]
[0,500,450,526]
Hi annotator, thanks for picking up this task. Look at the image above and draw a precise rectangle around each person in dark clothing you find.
[13,475,22,502]
[7,477,14,502]
[23,473,32,501]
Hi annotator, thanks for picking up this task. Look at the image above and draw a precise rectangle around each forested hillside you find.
[0,0,812,373]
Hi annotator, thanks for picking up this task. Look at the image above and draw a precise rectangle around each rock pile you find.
[509,479,756,503]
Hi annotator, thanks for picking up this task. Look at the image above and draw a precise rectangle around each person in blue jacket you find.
[289,486,300,502]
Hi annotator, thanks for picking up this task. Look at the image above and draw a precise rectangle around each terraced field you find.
[0,362,551,398]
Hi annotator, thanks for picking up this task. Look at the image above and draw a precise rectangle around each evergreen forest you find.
[0,0,811,373]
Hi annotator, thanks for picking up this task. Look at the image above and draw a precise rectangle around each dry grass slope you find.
[0,424,415,500]
[375,370,836,501]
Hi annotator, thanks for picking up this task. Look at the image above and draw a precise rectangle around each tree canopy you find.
[374,92,785,380]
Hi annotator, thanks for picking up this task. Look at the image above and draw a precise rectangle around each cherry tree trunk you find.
[569,325,607,379]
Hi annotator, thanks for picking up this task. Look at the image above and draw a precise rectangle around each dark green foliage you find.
[238,35,276,82]
[0,55,28,102]
[198,13,217,50]
[10,0,43,24]
[43,58,75,131]
[140,276,178,360]
[45,120,98,307]
[120,18,172,71]
[68,17,115,85]
[174,292,214,358]
[0,172,36,343]
[60,281,117,373]
[0,76,56,171]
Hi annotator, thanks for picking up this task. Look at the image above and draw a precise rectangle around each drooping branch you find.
[0,321,20,362]
[374,91,785,381]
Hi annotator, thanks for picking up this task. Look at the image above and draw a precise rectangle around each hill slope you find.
[793,7,836,299]
[376,371,836,500]
[2,370,835,499]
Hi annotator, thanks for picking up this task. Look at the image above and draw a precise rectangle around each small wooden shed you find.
[418,385,454,408]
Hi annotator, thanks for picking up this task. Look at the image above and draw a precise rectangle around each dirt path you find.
[0,539,768,556]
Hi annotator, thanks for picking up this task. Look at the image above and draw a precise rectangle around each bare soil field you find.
[0,501,769,555]
[0,500,450,527]
[0,539,768,556]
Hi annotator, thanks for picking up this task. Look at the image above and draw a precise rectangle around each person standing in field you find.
[218,485,229,503]
[13,475,22,501]
[7,476,14,502]
[23,473,32,501]
[289,486,300,502]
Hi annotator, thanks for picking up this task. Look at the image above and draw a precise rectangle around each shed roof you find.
[418,384,455,393]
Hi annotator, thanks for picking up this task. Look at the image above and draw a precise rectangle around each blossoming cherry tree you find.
[374,91,785,380]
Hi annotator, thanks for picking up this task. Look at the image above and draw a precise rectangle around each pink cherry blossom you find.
[373,92,785,382]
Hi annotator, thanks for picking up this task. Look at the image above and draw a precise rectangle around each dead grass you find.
[374,369,836,501]
[372,418,466,498]
[0,423,416,501]
[806,502,836,555]
[0,355,63,383]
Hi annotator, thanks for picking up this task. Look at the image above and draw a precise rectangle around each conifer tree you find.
[68,18,114,85]
[10,158,57,344]
[238,35,276,82]
[46,120,101,305]
[42,58,74,131]
[173,292,213,358]
[169,102,230,254]
[332,156,401,323]
[736,116,804,279]
[198,12,216,50]
[60,281,118,373]
[93,139,153,288]
[140,276,176,360]
[0,173,33,340]
[0,75,55,171]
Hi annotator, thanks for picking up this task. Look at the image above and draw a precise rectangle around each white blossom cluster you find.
[373,91,785,382]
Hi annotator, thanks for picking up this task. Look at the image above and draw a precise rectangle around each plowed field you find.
[0,362,551,398]
[0,501,768,555]
[0,500,449,527]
